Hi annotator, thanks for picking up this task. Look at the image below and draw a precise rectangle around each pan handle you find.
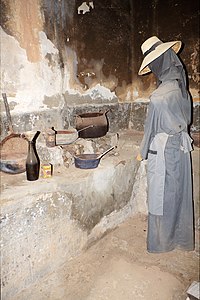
[97,145,117,159]
[2,93,13,133]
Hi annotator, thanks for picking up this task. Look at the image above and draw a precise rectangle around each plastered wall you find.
[0,0,199,116]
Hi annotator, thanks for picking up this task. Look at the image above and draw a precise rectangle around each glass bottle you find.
[26,140,40,181]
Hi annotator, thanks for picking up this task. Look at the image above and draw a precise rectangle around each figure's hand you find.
[136,153,143,161]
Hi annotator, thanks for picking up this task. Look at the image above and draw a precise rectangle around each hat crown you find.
[141,36,162,55]
[139,36,182,75]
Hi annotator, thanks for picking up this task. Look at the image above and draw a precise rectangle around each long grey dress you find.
[140,49,194,253]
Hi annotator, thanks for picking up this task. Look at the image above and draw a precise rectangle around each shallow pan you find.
[55,125,94,145]
[0,93,28,174]
[74,146,116,169]
[0,158,26,174]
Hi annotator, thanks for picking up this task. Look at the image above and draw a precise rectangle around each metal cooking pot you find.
[75,110,109,138]
[74,146,116,169]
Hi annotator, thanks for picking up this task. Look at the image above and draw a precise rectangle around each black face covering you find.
[149,48,188,99]
[148,48,191,124]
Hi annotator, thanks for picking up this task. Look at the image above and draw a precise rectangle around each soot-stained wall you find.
[0,0,199,113]
[42,0,199,99]
[41,0,199,99]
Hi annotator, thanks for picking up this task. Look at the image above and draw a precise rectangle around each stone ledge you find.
[1,130,146,299]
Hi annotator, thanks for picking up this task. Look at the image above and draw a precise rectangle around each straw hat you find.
[138,36,182,75]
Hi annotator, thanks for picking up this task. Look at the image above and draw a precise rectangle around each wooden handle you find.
[2,93,13,133]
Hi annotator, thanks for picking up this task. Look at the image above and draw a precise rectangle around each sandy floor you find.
[16,214,199,300]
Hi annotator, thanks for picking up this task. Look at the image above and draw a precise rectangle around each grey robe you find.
[140,79,194,253]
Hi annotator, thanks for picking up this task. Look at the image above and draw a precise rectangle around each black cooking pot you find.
[75,111,109,138]
[74,146,116,169]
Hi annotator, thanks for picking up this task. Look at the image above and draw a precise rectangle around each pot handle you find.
[99,109,110,115]
[77,125,94,133]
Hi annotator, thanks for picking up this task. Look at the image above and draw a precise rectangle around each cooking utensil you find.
[74,146,116,169]
[75,110,109,138]
[0,93,28,174]
[55,125,94,145]
[0,158,27,174]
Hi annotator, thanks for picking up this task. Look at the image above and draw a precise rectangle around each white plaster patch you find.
[61,46,117,100]
[78,1,94,14]
[88,84,116,101]
[1,28,62,113]
[62,46,79,93]
[39,31,58,57]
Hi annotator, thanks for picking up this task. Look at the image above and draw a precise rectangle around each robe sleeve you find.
[140,101,157,160]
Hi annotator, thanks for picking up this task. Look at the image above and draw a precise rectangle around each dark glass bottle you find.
[26,140,40,181]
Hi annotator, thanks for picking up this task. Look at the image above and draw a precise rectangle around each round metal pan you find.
[0,93,28,174]
[55,125,94,145]
[74,146,116,169]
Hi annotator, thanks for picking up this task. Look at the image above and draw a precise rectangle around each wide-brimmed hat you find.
[138,36,182,75]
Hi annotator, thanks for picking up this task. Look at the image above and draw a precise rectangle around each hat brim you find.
[138,41,182,75]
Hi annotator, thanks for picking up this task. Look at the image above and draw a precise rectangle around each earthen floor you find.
[15,214,199,300]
